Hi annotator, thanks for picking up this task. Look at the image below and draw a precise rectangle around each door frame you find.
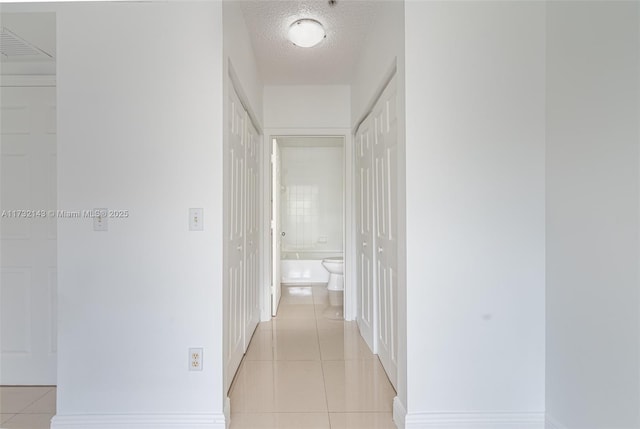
[260,128,355,321]
[271,138,282,316]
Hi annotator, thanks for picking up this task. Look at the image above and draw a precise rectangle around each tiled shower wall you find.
[280,145,343,254]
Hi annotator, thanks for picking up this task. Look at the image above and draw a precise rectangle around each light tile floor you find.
[229,284,397,429]
[0,285,396,429]
[0,386,56,429]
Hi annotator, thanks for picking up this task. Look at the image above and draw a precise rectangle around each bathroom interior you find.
[275,135,345,319]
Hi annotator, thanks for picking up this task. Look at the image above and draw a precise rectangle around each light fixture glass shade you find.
[288,19,325,48]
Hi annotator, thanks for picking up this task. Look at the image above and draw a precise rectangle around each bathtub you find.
[281,251,342,284]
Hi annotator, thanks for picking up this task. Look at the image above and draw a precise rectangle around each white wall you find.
[263,85,350,129]
[280,144,344,254]
[54,3,225,427]
[223,0,263,128]
[404,1,545,425]
[545,2,640,428]
[350,1,404,127]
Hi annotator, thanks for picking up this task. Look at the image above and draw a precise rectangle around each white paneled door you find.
[1,86,57,385]
[354,76,398,390]
[226,86,246,392]
[244,118,260,349]
[373,77,398,389]
[355,117,376,353]
[225,85,262,392]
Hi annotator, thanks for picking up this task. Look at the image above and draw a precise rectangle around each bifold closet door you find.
[244,117,260,349]
[355,116,377,352]
[373,76,398,389]
[226,86,246,391]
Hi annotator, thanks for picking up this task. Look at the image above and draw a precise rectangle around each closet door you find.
[373,76,398,389]
[1,86,57,385]
[244,116,260,349]
[225,86,246,391]
[355,115,377,352]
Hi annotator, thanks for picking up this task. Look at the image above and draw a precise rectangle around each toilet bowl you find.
[321,256,344,291]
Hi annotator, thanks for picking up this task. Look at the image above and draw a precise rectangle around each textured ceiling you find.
[240,1,380,85]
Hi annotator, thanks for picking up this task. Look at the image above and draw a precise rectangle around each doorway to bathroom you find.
[269,135,351,319]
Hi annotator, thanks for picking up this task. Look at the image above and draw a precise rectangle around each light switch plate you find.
[93,208,108,231]
[189,208,203,231]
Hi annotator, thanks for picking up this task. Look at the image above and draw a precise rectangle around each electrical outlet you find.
[189,348,203,371]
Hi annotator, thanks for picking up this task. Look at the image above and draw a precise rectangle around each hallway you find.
[229,285,397,429]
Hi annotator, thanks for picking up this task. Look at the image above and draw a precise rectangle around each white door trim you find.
[261,128,355,321]
[271,138,282,316]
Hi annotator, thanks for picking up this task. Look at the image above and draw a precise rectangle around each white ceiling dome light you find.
[288,19,325,48]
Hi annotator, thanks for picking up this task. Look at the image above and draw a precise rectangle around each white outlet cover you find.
[189,347,203,371]
[189,208,204,231]
[93,208,108,232]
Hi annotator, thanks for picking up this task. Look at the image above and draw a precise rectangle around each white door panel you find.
[1,86,57,385]
[244,117,260,348]
[225,85,263,392]
[225,87,246,392]
[355,117,376,352]
[373,77,398,389]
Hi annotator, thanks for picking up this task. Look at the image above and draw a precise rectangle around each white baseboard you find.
[393,396,408,428]
[394,406,545,429]
[545,414,567,429]
[50,413,226,429]
[224,397,231,429]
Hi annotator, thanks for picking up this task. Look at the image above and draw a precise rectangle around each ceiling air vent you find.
[1,27,53,60]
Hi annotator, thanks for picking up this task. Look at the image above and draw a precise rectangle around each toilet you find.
[321,256,344,291]
[321,256,344,319]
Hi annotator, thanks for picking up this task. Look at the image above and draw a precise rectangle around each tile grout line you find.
[313,283,334,429]
[3,413,17,426]
[16,387,53,415]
